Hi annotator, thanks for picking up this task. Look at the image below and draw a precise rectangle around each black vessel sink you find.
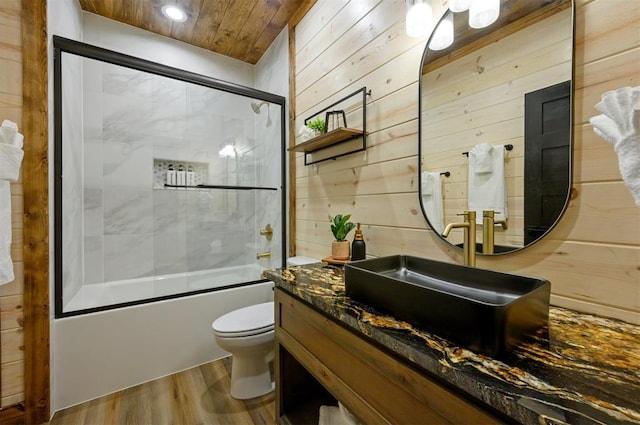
[344,255,550,357]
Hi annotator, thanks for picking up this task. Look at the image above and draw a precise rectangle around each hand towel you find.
[318,405,360,425]
[0,119,22,148]
[468,144,507,224]
[469,142,493,173]
[338,402,362,425]
[0,184,13,283]
[588,86,640,206]
[0,119,24,285]
[421,171,444,233]
[0,120,24,182]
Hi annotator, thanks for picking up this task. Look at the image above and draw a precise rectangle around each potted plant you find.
[330,214,355,260]
[307,117,326,136]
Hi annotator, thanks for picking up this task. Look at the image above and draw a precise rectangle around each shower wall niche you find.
[53,36,286,317]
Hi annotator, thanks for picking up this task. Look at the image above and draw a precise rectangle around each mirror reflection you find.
[419,0,573,254]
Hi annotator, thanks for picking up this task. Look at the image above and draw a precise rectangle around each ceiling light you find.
[469,0,500,29]
[161,5,187,22]
[406,0,433,38]
[429,14,454,51]
[448,0,471,13]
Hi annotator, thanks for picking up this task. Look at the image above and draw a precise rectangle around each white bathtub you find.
[64,263,266,312]
[53,267,274,412]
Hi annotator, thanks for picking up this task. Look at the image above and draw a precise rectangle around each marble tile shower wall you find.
[61,52,84,305]
[81,59,263,284]
[254,107,283,268]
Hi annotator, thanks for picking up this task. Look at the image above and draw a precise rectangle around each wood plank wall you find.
[0,0,25,410]
[292,0,639,324]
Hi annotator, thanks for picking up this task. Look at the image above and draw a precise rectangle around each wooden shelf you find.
[288,128,364,153]
[291,86,370,165]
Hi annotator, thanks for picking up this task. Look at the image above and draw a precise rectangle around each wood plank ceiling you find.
[78,0,306,64]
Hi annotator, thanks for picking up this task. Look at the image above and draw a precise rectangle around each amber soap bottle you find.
[351,223,366,261]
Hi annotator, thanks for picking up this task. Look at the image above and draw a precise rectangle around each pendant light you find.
[406,0,433,38]
[429,14,454,51]
[469,0,500,29]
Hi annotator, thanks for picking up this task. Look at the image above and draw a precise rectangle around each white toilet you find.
[211,256,318,399]
[212,302,275,399]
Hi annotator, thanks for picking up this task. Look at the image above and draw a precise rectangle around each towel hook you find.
[440,171,450,177]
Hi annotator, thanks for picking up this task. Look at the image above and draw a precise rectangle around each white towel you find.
[319,404,360,425]
[470,142,493,173]
[421,171,444,233]
[589,86,640,206]
[0,120,24,182]
[468,144,507,224]
[338,402,361,425]
[0,119,24,285]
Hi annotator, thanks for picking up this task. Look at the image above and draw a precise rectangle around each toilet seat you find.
[212,302,274,338]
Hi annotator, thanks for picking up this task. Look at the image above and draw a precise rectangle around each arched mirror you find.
[419,0,573,254]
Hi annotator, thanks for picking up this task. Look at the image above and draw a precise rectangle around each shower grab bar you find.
[164,184,278,191]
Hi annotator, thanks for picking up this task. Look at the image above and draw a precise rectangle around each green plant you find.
[330,214,355,241]
[307,117,326,133]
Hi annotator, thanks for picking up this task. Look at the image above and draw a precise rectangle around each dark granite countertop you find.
[265,263,640,425]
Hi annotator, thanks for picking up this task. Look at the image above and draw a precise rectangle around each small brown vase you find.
[331,240,350,260]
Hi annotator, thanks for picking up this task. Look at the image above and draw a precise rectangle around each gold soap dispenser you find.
[351,223,366,261]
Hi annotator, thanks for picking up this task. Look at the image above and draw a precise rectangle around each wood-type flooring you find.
[48,357,275,425]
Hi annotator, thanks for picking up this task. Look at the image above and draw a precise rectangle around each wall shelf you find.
[288,128,364,153]
[291,87,370,165]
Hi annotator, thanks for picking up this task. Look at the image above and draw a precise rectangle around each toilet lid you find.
[212,302,274,337]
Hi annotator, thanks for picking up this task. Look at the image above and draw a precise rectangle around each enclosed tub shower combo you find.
[53,36,286,317]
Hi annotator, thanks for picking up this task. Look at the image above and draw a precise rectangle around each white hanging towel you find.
[468,143,507,224]
[0,119,24,285]
[318,404,361,425]
[421,171,444,233]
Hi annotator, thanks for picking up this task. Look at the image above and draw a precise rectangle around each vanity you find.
[265,263,640,425]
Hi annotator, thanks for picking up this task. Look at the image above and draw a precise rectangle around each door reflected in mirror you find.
[419,0,573,255]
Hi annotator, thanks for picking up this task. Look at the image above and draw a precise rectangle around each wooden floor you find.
[47,357,275,425]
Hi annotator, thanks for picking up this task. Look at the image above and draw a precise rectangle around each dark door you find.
[524,81,571,245]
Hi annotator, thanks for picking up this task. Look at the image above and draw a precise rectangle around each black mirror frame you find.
[417,2,576,255]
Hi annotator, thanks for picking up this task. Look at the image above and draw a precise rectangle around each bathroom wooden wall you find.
[292,0,639,324]
[0,0,25,410]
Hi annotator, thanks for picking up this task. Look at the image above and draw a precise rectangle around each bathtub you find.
[63,263,267,312]
[52,266,274,412]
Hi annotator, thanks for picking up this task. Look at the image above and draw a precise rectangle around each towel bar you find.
[462,144,513,156]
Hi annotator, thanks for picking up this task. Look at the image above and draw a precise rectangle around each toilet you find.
[212,302,275,399]
[211,256,318,399]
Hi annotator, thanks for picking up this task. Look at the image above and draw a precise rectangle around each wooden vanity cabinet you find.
[275,288,504,425]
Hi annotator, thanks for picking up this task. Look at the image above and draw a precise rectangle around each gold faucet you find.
[256,251,271,259]
[482,210,508,254]
[442,211,476,267]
